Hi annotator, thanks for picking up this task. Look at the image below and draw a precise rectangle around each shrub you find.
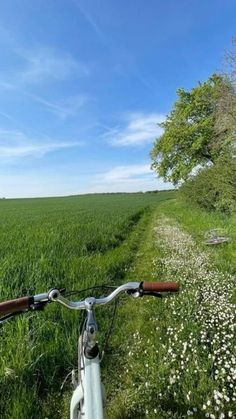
[179,154,236,214]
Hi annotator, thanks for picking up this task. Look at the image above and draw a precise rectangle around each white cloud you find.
[0,163,173,198]
[0,128,82,159]
[25,92,89,119]
[17,47,89,84]
[103,113,165,146]
[89,163,173,193]
[74,1,105,42]
[0,172,75,198]
[0,46,90,118]
[0,82,89,119]
[0,46,89,87]
[96,164,151,182]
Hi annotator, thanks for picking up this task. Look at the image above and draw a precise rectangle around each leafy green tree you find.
[214,40,236,154]
[151,74,228,184]
[214,76,236,153]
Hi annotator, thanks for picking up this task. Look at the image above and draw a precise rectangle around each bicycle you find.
[204,229,230,245]
[0,280,179,418]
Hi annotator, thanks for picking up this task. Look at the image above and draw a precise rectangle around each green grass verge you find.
[104,199,236,418]
[159,199,236,276]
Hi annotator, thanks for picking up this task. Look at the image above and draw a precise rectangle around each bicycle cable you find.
[64,284,117,298]
[100,296,120,360]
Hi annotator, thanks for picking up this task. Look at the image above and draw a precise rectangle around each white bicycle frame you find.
[70,325,105,419]
[70,346,104,419]
[47,283,141,419]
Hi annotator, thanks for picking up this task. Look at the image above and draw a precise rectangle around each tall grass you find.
[0,192,174,418]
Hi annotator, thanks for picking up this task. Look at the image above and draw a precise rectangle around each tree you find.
[150,74,228,184]
[224,37,236,81]
[214,76,236,155]
[214,39,236,154]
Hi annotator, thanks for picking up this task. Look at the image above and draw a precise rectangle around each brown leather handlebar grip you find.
[141,281,179,292]
[0,296,31,315]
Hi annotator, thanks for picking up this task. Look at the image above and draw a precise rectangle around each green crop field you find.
[0,191,175,419]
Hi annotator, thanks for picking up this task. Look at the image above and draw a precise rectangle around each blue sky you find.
[0,0,235,197]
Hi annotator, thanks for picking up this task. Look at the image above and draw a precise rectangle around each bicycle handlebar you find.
[0,281,180,316]
[140,281,179,293]
[0,296,34,315]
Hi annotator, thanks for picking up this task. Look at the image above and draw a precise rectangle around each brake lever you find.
[127,289,162,298]
[30,301,49,311]
[0,300,51,325]
[31,288,66,311]
[0,289,65,325]
[0,310,26,325]
[59,288,66,295]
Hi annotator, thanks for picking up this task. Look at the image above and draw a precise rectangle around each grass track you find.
[105,199,236,418]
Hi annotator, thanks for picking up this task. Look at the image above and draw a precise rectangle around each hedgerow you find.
[179,155,236,215]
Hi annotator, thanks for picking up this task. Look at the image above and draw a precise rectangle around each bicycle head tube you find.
[84,297,99,359]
